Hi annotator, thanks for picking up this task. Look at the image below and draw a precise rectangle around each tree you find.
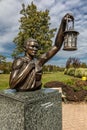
[72,58,81,69]
[81,62,87,68]
[66,57,72,69]
[66,57,81,69]
[0,54,12,73]
[3,62,12,74]
[0,54,6,64]
[12,2,56,57]
[0,54,6,72]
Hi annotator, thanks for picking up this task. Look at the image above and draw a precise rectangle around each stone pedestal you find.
[0,88,62,130]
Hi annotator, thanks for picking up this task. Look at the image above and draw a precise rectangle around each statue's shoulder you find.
[12,57,25,70]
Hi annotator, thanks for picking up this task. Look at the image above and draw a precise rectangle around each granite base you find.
[0,88,62,130]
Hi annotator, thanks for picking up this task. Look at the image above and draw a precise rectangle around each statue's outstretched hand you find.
[63,13,74,22]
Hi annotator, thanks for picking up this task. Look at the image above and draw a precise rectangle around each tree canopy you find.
[0,54,12,73]
[66,57,81,69]
[0,54,6,64]
[12,2,57,57]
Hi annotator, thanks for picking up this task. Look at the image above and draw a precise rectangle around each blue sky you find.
[0,0,87,66]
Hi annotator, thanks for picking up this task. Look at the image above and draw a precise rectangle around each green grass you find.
[0,74,10,90]
[42,71,79,86]
[0,72,79,90]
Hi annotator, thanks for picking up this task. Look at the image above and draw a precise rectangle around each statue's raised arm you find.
[37,13,74,66]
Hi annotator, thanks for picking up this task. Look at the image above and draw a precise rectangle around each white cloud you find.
[34,0,55,10]
[65,0,81,7]
[0,0,21,25]
[0,0,22,55]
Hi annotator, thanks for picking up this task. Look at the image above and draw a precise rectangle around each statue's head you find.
[24,38,39,57]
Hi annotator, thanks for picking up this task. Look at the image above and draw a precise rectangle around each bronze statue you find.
[9,13,74,91]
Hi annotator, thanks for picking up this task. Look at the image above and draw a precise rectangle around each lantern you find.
[63,17,79,51]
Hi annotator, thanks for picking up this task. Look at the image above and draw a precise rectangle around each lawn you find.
[42,71,79,86]
[0,72,79,90]
[0,74,10,90]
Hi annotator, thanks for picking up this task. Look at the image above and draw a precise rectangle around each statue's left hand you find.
[63,13,74,22]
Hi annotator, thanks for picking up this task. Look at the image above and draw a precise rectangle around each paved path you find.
[62,102,87,130]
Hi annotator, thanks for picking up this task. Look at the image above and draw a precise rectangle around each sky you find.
[0,0,87,66]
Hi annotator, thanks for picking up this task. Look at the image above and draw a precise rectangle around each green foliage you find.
[42,71,79,86]
[43,65,62,72]
[66,57,72,69]
[0,54,6,63]
[83,69,87,76]
[82,86,87,90]
[3,62,12,74]
[64,68,67,74]
[0,54,12,74]
[80,62,87,68]
[66,68,75,76]
[64,78,76,86]
[74,68,83,78]
[73,87,81,92]
[72,57,81,68]
[75,68,87,77]
[66,57,81,69]
[0,61,12,74]
[12,2,56,57]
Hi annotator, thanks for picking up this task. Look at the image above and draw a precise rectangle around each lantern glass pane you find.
[68,35,72,47]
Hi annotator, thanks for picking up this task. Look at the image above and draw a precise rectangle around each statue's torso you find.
[10,56,42,91]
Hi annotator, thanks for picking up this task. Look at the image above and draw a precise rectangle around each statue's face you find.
[26,41,39,57]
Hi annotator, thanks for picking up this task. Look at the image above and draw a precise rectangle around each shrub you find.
[64,68,67,74]
[64,78,76,86]
[67,68,75,76]
[73,87,81,92]
[84,70,87,77]
[64,67,87,78]
[82,86,87,90]
[74,68,87,78]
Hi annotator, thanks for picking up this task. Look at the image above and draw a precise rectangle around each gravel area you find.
[62,102,87,130]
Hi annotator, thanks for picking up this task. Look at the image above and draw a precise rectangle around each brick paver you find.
[62,103,87,130]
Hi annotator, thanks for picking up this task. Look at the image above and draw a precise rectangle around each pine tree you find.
[12,2,56,57]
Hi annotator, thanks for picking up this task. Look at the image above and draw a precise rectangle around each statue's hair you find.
[23,38,38,50]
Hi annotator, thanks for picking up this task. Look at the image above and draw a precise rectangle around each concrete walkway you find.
[62,102,87,130]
